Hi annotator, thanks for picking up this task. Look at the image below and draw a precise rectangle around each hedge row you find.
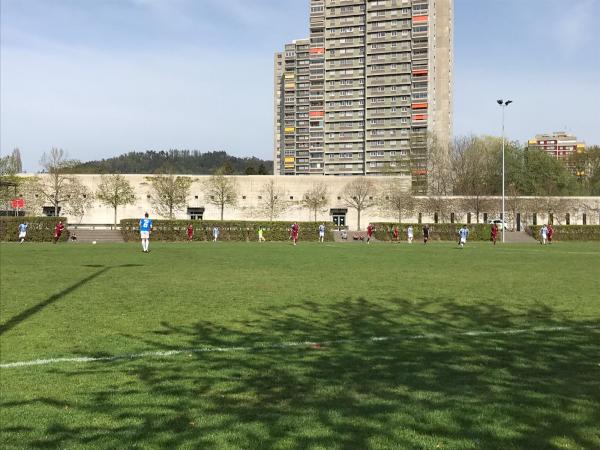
[120,220,336,242]
[527,225,600,241]
[0,217,70,242]
[372,223,494,241]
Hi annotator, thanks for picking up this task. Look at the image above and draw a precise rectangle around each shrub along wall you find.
[120,220,335,242]
[527,225,600,241]
[0,217,69,242]
[372,223,493,242]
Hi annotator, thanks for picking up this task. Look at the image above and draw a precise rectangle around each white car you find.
[488,219,508,230]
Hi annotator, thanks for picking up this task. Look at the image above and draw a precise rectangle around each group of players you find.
[13,215,535,250]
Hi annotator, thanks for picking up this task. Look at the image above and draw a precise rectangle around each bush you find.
[372,223,493,242]
[120,220,335,242]
[527,225,600,241]
[0,216,70,242]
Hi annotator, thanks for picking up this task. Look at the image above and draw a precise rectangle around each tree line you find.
[429,135,600,197]
[64,150,272,175]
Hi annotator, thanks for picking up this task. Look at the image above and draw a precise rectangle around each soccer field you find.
[1,241,599,449]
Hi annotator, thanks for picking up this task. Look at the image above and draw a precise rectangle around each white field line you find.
[1,324,599,370]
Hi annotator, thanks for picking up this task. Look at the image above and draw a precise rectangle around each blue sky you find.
[1,0,599,171]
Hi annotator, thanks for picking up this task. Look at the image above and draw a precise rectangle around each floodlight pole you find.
[497,99,512,243]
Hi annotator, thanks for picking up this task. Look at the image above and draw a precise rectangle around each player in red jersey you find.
[547,224,554,244]
[392,226,399,242]
[290,222,299,246]
[187,223,194,241]
[53,221,65,244]
[491,223,498,246]
[366,223,374,244]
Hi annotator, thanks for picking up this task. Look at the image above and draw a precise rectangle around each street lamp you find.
[497,99,512,243]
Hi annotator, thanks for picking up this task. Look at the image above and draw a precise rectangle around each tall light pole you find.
[497,99,512,243]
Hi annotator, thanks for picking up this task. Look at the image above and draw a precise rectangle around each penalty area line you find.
[1,324,599,370]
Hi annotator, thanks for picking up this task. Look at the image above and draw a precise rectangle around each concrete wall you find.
[20,174,600,229]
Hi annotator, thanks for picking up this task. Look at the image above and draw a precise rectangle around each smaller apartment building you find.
[528,132,585,173]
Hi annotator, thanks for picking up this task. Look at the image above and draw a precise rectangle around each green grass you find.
[1,241,599,450]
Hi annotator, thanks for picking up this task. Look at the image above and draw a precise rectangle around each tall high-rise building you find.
[274,0,453,193]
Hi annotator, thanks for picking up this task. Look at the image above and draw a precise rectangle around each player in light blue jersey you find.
[18,222,28,243]
[318,223,325,243]
[139,212,153,252]
[458,225,469,248]
[212,226,220,242]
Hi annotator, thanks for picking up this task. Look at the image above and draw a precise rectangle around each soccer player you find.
[540,224,548,245]
[422,224,430,244]
[290,222,299,246]
[458,225,469,248]
[547,224,554,244]
[53,221,65,244]
[258,227,265,242]
[139,213,152,252]
[407,225,414,244]
[187,223,194,241]
[491,223,498,246]
[392,226,399,242]
[212,226,220,242]
[18,221,28,244]
[318,223,326,243]
[366,223,374,244]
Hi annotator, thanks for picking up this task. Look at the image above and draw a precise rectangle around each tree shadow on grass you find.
[1,298,599,449]
[0,265,144,336]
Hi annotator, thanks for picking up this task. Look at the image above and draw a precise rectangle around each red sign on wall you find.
[11,198,25,209]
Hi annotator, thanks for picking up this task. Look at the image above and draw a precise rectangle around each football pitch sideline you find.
[1,242,599,449]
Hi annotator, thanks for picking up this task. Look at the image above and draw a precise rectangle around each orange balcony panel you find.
[309,111,324,117]
[310,47,325,54]
[412,114,428,121]
[412,69,428,75]
[412,169,428,176]
[412,103,428,109]
[413,15,428,23]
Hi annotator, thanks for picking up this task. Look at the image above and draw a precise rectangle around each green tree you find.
[96,174,137,225]
[146,174,193,219]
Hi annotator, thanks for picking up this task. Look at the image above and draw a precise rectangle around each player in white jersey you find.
[212,226,220,242]
[18,222,28,243]
[458,225,469,248]
[407,225,414,244]
[318,223,325,243]
[540,225,548,245]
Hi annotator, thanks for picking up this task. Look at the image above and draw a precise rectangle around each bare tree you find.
[204,169,238,220]
[426,132,453,196]
[451,136,496,222]
[62,183,94,224]
[341,178,377,230]
[534,197,572,225]
[258,179,288,221]
[301,183,329,222]
[11,148,22,173]
[379,179,416,223]
[146,174,193,219]
[96,174,137,225]
[423,196,455,223]
[33,148,82,216]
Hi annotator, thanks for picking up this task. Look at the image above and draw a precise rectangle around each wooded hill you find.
[66,150,273,175]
